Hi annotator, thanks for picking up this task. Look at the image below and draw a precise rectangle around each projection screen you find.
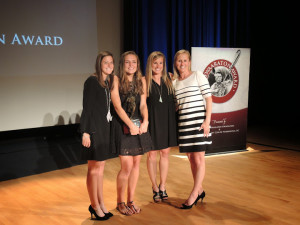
[0,0,98,131]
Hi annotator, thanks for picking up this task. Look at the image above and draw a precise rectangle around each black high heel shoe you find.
[180,197,198,209]
[88,205,109,220]
[198,191,206,203]
[104,211,113,218]
[180,191,206,210]
[159,185,168,201]
[153,188,162,203]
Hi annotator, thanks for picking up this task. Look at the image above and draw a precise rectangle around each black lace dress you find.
[111,84,153,156]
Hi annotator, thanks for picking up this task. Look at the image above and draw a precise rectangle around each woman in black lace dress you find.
[111,51,153,215]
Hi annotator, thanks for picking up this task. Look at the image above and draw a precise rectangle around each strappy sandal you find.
[116,202,133,216]
[153,188,162,203]
[159,185,168,201]
[127,201,141,214]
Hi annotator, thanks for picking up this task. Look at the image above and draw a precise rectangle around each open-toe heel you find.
[159,185,168,201]
[153,188,161,203]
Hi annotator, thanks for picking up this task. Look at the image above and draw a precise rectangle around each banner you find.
[191,47,251,153]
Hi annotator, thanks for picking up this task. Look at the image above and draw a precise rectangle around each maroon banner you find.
[210,108,248,153]
[192,47,250,153]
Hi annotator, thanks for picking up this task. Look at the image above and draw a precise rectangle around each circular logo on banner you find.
[203,59,239,103]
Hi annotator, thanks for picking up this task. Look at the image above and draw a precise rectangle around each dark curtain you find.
[123,0,298,129]
[123,0,251,73]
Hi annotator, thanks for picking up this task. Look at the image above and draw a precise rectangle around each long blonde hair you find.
[118,51,144,95]
[172,49,191,80]
[145,51,173,96]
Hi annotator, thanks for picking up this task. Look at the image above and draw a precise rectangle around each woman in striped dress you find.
[172,49,212,209]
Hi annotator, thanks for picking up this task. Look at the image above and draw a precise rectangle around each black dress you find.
[80,76,118,161]
[147,78,178,150]
[111,83,153,156]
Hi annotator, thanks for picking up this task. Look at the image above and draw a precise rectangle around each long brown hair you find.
[172,49,191,80]
[145,51,173,96]
[95,51,114,90]
[118,51,143,95]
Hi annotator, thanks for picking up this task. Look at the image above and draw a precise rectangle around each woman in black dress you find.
[145,51,177,202]
[80,51,117,220]
[111,51,153,215]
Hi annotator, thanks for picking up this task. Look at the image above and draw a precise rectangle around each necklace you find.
[104,80,112,122]
[153,79,163,103]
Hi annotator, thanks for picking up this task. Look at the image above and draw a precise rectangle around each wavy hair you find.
[118,51,143,95]
[145,51,173,96]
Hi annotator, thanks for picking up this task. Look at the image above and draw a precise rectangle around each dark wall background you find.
[248,2,296,128]
[123,0,297,129]
[1,0,297,181]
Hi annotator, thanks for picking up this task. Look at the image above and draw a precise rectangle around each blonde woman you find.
[172,49,212,209]
[145,51,177,202]
[111,51,153,215]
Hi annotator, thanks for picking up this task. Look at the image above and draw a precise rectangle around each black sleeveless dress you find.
[111,84,153,156]
[147,78,178,150]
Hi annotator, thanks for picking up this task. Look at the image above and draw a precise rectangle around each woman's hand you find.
[129,124,140,135]
[139,77,149,135]
[199,120,210,138]
[82,133,91,148]
[111,75,141,136]
[139,121,148,134]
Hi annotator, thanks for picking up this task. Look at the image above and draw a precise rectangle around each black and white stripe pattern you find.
[173,71,212,152]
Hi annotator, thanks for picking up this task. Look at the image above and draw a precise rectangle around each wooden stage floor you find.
[0,143,299,225]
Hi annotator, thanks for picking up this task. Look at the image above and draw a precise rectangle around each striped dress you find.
[173,71,212,153]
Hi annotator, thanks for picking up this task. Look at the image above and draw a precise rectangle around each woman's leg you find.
[188,154,197,183]
[116,156,133,215]
[86,160,105,217]
[147,151,159,191]
[185,152,205,205]
[159,148,170,191]
[95,161,109,213]
[117,156,133,203]
[127,155,142,213]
